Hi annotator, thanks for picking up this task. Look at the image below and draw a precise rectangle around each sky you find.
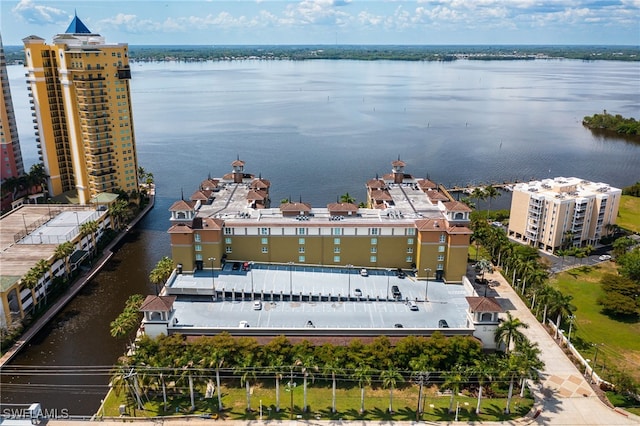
[1,0,639,46]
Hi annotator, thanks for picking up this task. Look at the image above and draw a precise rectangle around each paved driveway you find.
[484,269,639,425]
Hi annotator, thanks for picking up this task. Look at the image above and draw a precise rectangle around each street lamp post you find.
[346,264,353,298]
[250,261,255,297]
[567,315,575,344]
[386,268,392,301]
[208,257,216,299]
[288,262,294,296]
[424,268,431,301]
[590,344,601,383]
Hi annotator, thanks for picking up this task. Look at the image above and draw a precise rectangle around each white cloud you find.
[12,0,68,25]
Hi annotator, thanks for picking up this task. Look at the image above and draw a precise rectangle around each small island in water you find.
[583,110,639,137]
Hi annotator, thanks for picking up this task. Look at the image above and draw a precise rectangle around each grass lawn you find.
[550,262,640,382]
[617,195,640,233]
[102,382,533,422]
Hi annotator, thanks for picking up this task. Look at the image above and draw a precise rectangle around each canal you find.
[0,197,172,415]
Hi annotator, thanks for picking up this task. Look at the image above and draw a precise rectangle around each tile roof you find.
[280,202,312,213]
[327,202,358,213]
[465,296,504,312]
[443,201,472,212]
[168,223,193,234]
[190,190,209,201]
[250,178,270,189]
[169,200,195,211]
[200,179,219,190]
[140,295,177,312]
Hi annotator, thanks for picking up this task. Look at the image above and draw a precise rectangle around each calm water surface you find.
[3,59,639,414]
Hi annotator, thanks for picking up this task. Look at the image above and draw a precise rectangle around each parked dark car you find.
[391,285,401,298]
[395,268,406,278]
[438,319,449,328]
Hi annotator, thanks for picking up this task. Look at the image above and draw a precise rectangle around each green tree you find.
[296,354,318,412]
[380,364,404,414]
[484,185,501,216]
[597,273,640,317]
[149,256,174,295]
[547,290,576,338]
[618,248,640,282]
[494,311,529,353]
[471,356,496,414]
[409,354,432,418]
[339,192,356,204]
[235,355,257,412]
[354,363,373,414]
[442,365,468,414]
[53,241,75,281]
[323,356,344,414]
[79,219,100,256]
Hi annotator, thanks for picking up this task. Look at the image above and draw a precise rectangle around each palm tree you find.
[149,256,174,295]
[494,311,529,353]
[500,353,523,414]
[476,258,492,283]
[34,258,50,305]
[54,241,75,281]
[442,365,468,414]
[79,219,100,257]
[354,363,372,414]
[21,268,40,310]
[380,364,404,414]
[515,340,544,397]
[547,290,576,338]
[471,187,486,213]
[339,192,356,204]
[236,356,257,412]
[484,185,501,217]
[323,358,344,414]
[409,354,431,418]
[108,199,129,230]
[471,356,495,414]
[296,354,318,412]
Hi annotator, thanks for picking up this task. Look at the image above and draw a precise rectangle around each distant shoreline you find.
[4,44,640,64]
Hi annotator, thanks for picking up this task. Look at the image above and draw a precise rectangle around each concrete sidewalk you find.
[485,269,639,425]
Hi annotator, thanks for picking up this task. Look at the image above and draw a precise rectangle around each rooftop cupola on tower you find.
[65,12,92,35]
[231,158,245,183]
[392,157,406,184]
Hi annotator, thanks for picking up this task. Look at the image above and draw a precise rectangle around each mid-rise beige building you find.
[507,177,621,252]
[22,14,138,204]
[168,159,472,284]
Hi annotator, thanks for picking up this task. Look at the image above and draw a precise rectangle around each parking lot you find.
[166,263,474,332]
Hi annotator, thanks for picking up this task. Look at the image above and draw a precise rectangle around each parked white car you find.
[598,254,611,261]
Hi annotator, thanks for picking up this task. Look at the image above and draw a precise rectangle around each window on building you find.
[194,244,202,252]
[371,247,377,253]
[334,238,341,245]
[407,247,413,253]
[262,247,268,253]
[406,228,416,236]
[334,247,341,254]
[299,238,305,245]
[225,237,232,244]
[437,263,443,270]
[224,228,233,235]
[333,255,341,263]
[371,238,377,245]
[406,256,413,263]
[438,255,445,261]
[260,227,269,235]
[226,247,232,253]
[439,234,446,243]
[438,245,445,252]
[332,228,342,236]
[370,256,377,263]
[195,254,202,261]
[297,228,306,235]
[298,255,306,263]
[407,238,414,245]
[261,238,268,245]
[369,228,379,235]
[299,247,305,253]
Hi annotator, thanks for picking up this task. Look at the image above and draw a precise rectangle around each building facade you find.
[507,177,621,252]
[168,159,472,284]
[1,34,25,183]
[22,14,138,204]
